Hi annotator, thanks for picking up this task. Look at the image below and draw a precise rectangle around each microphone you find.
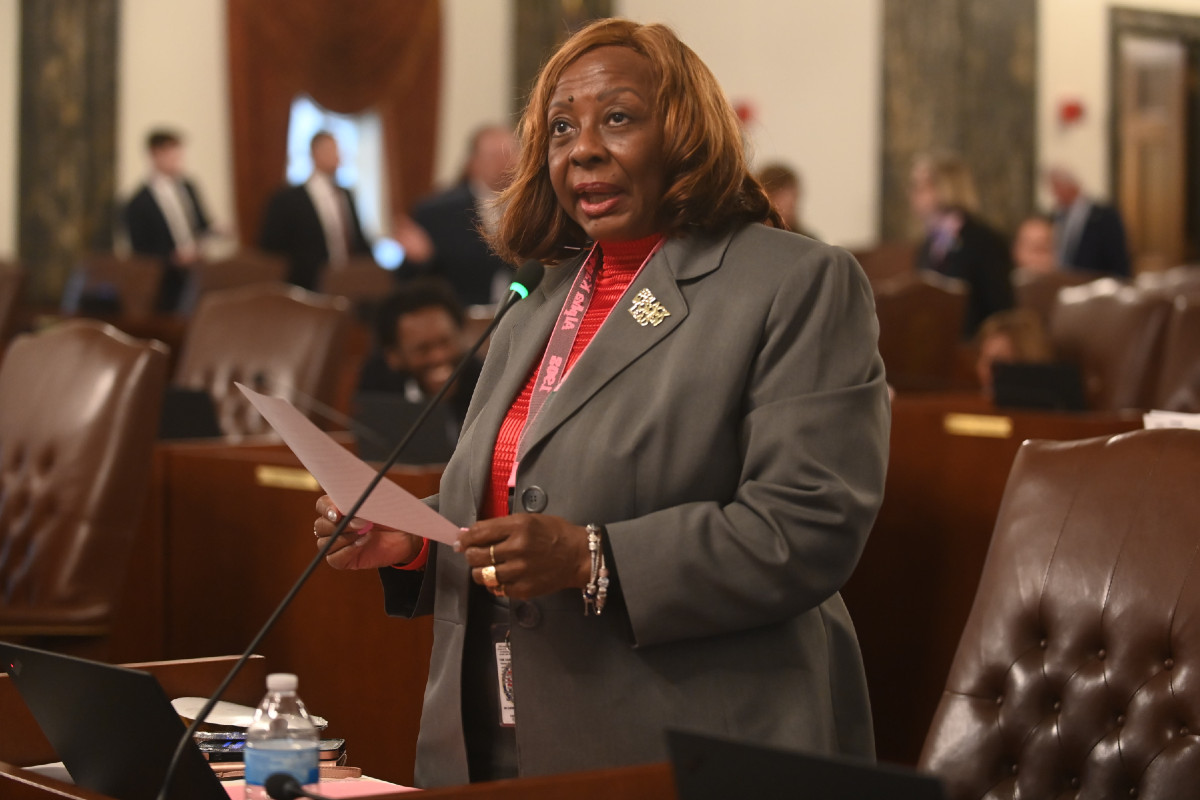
[265,772,334,800]
[154,259,543,800]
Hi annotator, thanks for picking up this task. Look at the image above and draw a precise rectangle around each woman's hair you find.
[976,308,1054,362]
[911,151,980,214]
[490,18,782,264]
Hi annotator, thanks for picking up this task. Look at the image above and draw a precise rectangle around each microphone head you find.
[264,772,305,800]
[508,260,545,299]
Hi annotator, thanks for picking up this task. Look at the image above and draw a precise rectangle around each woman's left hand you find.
[457,514,592,600]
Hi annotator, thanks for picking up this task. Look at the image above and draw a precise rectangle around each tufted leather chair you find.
[1049,279,1172,410]
[173,283,351,438]
[873,270,969,391]
[1154,294,1200,412]
[1013,269,1108,331]
[59,253,163,319]
[920,428,1200,800]
[0,320,168,638]
[175,250,288,314]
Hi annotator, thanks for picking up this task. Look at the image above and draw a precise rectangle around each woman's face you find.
[908,163,939,224]
[547,46,665,242]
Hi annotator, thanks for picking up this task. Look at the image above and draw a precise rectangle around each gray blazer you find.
[381,223,890,787]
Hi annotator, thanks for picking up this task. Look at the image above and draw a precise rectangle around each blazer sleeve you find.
[607,246,890,648]
[377,493,441,618]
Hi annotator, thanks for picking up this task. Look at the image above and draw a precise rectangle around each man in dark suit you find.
[1048,167,1132,277]
[258,131,373,290]
[403,125,516,306]
[123,129,212,311]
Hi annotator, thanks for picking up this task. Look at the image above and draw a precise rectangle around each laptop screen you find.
[0,641,228,800]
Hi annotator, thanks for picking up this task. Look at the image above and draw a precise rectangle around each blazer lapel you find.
[461,256,583,510]
[516,230,732,462]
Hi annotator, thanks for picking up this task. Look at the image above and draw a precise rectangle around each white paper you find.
[236,383,459,544]
[1143,410,1200,431]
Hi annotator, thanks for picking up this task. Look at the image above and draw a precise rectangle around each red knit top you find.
[481,234,664,518]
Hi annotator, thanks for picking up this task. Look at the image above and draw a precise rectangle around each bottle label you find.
[244,742,320,787]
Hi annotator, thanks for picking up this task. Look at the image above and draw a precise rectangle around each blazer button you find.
[513,601,542,629]
[521,486,548,513]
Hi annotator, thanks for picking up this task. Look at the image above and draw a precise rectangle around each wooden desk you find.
[843,393,1142,765]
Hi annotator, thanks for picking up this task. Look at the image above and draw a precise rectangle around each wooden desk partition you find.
[843,393,1142,765]
[150,439,441,787]
[0,655,266,800]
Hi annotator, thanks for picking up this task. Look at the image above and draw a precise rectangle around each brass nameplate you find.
[255,465,320,491]
[943,413,1013,439]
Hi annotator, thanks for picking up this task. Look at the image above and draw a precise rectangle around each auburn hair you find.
[490,18,781,264]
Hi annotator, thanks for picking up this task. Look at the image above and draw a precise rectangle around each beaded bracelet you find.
[583,523,609,616]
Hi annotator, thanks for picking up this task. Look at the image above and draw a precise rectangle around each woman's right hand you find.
[314,495,424,570]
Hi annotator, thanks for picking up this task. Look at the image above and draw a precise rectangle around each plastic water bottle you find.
[243,673,320,800]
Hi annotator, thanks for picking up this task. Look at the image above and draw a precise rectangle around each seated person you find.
[1012,214,1059,276]
[357,278,483,429]
[756,162,819,240]
[974,308,1054,398]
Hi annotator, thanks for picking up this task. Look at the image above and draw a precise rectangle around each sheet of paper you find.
[1143,410,1200,431]
[236,383,459,544]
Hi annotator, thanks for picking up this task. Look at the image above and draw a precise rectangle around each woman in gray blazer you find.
[314,18,889,788]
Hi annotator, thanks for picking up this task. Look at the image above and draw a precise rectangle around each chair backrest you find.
[920,429,1200,800]
[1013,269,1108,331]
[1153,294,1200,412]
[0,320,168,631]
[1135,265,1200,297]
[60,253,162,319]
[175,250,288,314]
[173,283,350,437]
[318,256,394,304]
[873,271,969,391]
[851,241,918,287]
[1049,279,1172,410]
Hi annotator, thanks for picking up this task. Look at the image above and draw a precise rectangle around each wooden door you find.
[1118,35,1187,274]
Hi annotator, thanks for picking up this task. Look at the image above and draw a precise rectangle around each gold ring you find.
[481,565,499,588]
[489,545,497,566]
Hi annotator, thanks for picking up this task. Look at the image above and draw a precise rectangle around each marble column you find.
[881,0,1036,241]
[513,0,613,115]
[18,0,118,307]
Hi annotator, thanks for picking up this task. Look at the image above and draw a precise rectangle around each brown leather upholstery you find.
[1049,279,1172,410]
[920,428,1200,800]
[851,240,918,287]
[1154,294,1200,412]
[1013,269,1107,330]
[174,283,351,437]
[176,250,288,314]
[318,256,395,304]
[873,270,969,391]
[0,320,168,635]
[1136,265,1200,297]
[61,253,162,319]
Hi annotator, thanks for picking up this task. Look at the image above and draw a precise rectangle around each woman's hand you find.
[457,514,592,600]
[314,495,423,570]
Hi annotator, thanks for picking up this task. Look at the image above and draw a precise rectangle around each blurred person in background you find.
[1012,214,1059,276]
[756,162,819,240]
[1045,166,1131,278]
[973,308,1054,398]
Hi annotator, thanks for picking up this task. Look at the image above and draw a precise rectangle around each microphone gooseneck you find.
[264,772,335,800]
[154,260,544,800]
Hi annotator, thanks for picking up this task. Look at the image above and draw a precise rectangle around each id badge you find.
[491,624,516,727]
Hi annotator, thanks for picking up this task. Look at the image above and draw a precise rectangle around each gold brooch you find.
[628,288,671,327]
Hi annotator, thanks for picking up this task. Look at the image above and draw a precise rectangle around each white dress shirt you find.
[305,172,351,266]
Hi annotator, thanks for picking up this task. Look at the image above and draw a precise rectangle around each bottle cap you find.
[266,673,298,692]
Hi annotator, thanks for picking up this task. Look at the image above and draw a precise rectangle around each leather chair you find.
[1153,294,1200,412]
[173,283,351,437]
[873,271,969,391]
[176,250,288,314]
[0,320,168,642]
[920,428,1200,800]
[318,256,395,303]
[851,240,917,287]
[1136,265,1200,298]
[1049,279,1172,410]
[59,253,163,319]
[1013,269,1107,331]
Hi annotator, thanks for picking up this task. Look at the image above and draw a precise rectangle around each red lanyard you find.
[505,239,663,506]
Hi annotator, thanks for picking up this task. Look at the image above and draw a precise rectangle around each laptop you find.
[667,729,947,800]
[991,361,1087,412]
[0,641,228,800]
[159,387,223,440]
[351,391,458,465]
